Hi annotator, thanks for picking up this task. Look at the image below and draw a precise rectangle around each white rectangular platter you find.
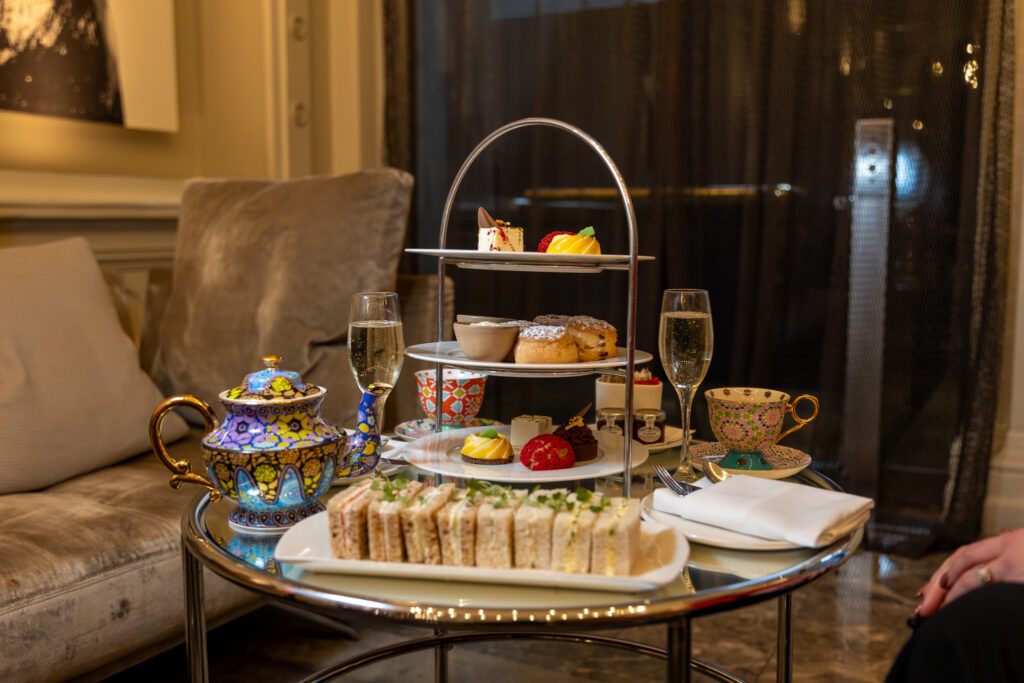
[275,512,689,593]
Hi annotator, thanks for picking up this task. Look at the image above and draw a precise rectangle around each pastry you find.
[519,434,575,471]
[367,478,423,562]
[513,488,569,569]
[477,207,523,252]
[326,480,375,559]
[566,315,617,361]
[551,489,604,573]
[460,428,514,465]
[595,369,663,411]
[553,415,599,462]
[475,484,523,569]
[544,226,601,254]
[514,324,578,364]
[532,314,570,326]
[591,497,640,576]
[537,231,574,252]
[437,488,482,566]
[400,483,455,564]
[510,414,552,453]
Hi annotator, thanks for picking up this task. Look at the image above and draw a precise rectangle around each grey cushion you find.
[0,433,256,682]
[0,237,188,494]
[148,169,414,428]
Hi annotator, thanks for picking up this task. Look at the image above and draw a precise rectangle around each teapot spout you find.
[336,386,387,478]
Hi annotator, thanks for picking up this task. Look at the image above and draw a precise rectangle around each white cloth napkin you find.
[652,475,874,548]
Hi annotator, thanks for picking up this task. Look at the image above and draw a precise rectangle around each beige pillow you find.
[0,238,188,494]
[148,169,414,427]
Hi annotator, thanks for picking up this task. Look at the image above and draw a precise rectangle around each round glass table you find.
[180,449,861,683]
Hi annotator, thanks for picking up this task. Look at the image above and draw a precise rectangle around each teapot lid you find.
[223,355,322,402]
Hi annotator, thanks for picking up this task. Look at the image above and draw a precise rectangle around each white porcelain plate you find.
[405,341,653,378]
[393,417,503,441]
[406,248,655,274]
[274,512,688,592]
[640,493,799,551]
[690,442,812,480]
[390,424,649,484]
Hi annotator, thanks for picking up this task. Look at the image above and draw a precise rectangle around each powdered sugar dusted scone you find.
[567,316,617,361]
[514,325,578,364]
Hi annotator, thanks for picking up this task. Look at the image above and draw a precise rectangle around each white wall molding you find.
[0,170,183,220]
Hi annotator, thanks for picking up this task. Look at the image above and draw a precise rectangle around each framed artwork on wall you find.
[0,0,178,132]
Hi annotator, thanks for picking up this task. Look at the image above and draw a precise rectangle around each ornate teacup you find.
[149,356,344,533]
[704,387,819,470]
[414,368,487,426]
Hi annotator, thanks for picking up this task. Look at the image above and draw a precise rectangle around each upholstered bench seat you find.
[0,433,255,682]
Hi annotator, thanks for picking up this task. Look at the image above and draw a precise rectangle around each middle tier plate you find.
[405,341,653,378]
[391,424,649,483]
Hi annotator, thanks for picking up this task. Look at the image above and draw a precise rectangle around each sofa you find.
[0,169,452,681]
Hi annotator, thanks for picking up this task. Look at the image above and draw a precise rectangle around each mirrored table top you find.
[186,446,861,629]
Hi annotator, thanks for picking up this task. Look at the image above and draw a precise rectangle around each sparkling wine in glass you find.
[659,289,713,482]
[348,292,404,432]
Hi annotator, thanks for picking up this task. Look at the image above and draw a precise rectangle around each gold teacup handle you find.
[149,395,222,501]
[776,394,819,444]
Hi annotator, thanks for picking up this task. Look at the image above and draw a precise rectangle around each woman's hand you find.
[915,528,1024,618]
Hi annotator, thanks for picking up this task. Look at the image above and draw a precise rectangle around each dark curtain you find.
[385,0,1013,554]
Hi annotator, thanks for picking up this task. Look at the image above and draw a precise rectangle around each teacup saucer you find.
[393,417,502,441]
[690,441,812,480]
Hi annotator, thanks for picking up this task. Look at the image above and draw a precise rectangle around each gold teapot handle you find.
[149,395,222,501]
[776,394,820,444]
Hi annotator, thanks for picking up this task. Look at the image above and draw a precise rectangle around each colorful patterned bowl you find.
[150,356,345,533]
[414,368,487,426]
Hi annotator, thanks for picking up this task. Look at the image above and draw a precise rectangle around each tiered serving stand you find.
[405,117,653,495]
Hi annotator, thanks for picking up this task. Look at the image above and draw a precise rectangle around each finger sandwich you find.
[514,488,570,569]
[400,483,455,564]
[367,478,423,562]
[475,485,523,569]
[590,497,641,576]
[551,489,605,573]
[438,488,483,566]
[327,480,375,559]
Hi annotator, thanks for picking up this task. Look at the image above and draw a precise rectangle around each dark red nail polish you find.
[939,574,950,590]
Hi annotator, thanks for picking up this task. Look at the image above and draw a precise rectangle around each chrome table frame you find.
[180,469,857,683]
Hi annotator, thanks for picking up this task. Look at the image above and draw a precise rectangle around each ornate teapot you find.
[149,355,344,533]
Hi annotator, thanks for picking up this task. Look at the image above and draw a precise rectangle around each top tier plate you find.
[406,248,655,273]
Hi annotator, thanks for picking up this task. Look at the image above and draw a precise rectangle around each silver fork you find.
[652,463,695,496]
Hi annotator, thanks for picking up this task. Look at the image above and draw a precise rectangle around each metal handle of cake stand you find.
[434,117,640,496]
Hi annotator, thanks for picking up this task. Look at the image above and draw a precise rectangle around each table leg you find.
[434,628,449,683]
[777,594,793,683]
[183,545,209,683]
[666,618,691,682]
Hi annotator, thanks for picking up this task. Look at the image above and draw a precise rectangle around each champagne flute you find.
[348,292,404,434]
[659,289,713,482]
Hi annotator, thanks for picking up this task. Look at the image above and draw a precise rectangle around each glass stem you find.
[678,387,695,481]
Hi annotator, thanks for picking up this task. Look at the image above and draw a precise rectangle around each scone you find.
[533,314,571,326]
[514,324,578,364]
[567,316,617,361]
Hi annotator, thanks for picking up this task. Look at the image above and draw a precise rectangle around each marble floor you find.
[104,548,941,682]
